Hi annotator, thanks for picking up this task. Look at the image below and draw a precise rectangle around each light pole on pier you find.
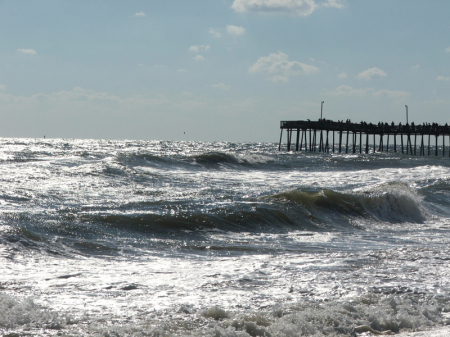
[321,101,324,120]
[405,105,408,124]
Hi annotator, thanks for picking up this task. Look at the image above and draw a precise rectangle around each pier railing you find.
[279,119,450,156]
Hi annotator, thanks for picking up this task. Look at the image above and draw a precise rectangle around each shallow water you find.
[1,138,450,336]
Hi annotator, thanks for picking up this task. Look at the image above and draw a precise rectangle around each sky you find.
[0,0,449,142]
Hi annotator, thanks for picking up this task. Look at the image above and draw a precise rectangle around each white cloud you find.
[177,69,186,73]
[372,89,410,98]
[411,64,420,69]
[268,75,289,83]
[194,55,205,61]
[231,0,344,16]
[134,12,146,17]
[337,72,347,78]
[0,84,5,90]
[326,85,409,99]
[212,83,231,90]
[0,87,217,140]
[226,25,246,36]
[445,47,450,53]
[18,49,36,55]
[437,76,450,81]
[189,45,210,53]
[249,52,319,82]
[209,28,221,38]
[320,0,345,8]
[356,67,387,80]
[326,85,371,96]
[232,0,317,16]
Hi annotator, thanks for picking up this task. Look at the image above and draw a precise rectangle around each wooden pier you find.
[279,119,450,156]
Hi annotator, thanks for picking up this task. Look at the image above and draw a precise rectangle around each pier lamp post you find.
[321,101,324,120]
[405,105,408,124]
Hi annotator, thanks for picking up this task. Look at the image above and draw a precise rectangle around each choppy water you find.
[1,138,450,336]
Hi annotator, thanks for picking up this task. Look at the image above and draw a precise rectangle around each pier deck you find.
[279,120,450,156]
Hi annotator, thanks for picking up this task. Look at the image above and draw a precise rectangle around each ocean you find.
[1,138,450,336]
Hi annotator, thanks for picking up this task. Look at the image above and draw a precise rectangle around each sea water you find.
[1,138,450,336]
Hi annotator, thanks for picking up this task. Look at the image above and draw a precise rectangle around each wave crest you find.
[271,183,427,224]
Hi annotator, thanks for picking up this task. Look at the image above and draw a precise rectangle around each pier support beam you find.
[386,132,389,152]
[394,133,397,152]
[365,133,369,154]
[408,134,413,155]
[346,130,349,154]
[420,135,424,156]
[378,134,383,152]
[279,129,283,151]
[304,129,308,151]
[332,131,335,153]
[300,129,304,151]
[319,130,324,152]
[436,135,439,156]
[414,134,417,155]
[401,133,404,154]
[373,134,376,153]
[359,132,362,154]
[287,129,291,152]
[313,130,317,152]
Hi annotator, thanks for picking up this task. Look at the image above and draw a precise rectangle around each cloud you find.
[320,0,345,8]
[326,85,409,99]
[356,67,387,80]
[18,49,36,55]
[0,87,218,139]
[337,72,347,78]
[189,45,210,53]
[249,52,319,82]
[227,25,246,36]
[326,85,371,96]
[446,47,450,53]
[411,64,420,69]
[372,89,410,98]
[134,12,146,17]
[209,28,221,38]
[194,55,205,61]
[268,75,289,83]
[437,76,450,81]
[0,84,5,90]
[177,69,186,72]
[212,83,231,90]
[231,0,344,16]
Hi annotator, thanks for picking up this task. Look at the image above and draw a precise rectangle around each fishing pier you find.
[279,120,450,156]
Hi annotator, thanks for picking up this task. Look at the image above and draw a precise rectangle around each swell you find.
[114,151,278,171]
[81,206,319,234]
[0,182,429,257]
[271,182,427,224]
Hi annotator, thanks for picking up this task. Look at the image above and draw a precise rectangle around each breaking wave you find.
[271,182,427,225]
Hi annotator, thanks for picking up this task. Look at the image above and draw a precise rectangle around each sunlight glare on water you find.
[0,138,450,336]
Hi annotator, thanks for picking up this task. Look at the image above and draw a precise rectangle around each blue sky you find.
[0,0,449,141]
